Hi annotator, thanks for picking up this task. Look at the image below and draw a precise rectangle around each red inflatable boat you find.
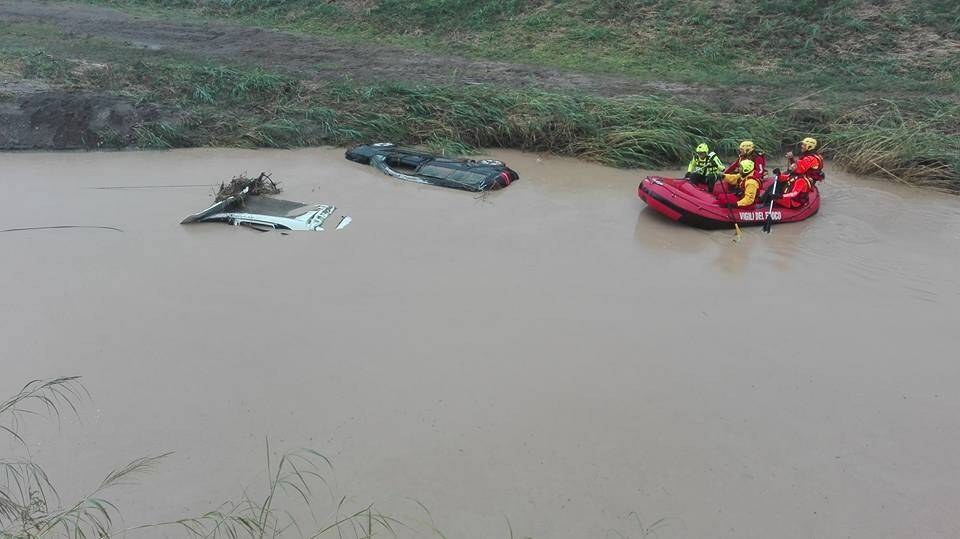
[637,176,820,229]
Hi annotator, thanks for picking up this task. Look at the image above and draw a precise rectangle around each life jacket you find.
[726,151,765,178]
[731,172,760,195]
[692,152,723,174]
[796,152,824,182]
[783,154,822,206]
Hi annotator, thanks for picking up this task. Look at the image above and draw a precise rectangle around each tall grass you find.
[1,377,401,539]
[4,48,789,164]
[132,62,960,187]
[2,46,958,190]
[325,82,787,167]
[827,103,960,188]
[0,378,170,538]
[2,379,666,539]
[130,59,789,166]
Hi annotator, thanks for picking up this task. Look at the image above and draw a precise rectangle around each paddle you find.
[762,174,779,234]
[718,176,742,241]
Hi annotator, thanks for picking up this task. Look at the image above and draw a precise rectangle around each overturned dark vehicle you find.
[345,143,519,192]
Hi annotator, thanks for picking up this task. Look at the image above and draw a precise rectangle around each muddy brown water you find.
[2,148,960,538]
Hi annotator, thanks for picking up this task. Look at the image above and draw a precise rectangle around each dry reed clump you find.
[826,104,960,191]
[1,377,402,539]
[215,172,281,201]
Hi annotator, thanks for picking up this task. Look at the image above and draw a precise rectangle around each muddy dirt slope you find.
[0,80,160,150]
[0,0,700,98]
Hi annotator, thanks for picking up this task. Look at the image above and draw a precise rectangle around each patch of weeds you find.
[20,51,73,83]
[94,127,132,147]
[134,120,194,148]
[243,118,306,147]
[565,25,619,44]
[0,376,405,539]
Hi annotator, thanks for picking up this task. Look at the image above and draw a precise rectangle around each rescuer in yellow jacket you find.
[717,159,761,208]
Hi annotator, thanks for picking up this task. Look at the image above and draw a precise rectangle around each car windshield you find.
[231,196,313,218]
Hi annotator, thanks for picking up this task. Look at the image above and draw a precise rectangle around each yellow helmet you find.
[695,143,710,153]
[739,140,755,153]
[739,159,755,174]
[801,137,818,151]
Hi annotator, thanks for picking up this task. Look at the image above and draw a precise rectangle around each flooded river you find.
[3,148,960,538]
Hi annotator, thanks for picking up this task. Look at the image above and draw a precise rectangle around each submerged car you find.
[345,142,519,192]
[181,186,351,231]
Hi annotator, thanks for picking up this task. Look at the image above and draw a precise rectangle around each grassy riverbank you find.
[87,0,960,94]
[1,0,958,189]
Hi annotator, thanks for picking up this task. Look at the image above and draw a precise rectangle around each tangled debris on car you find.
[345,143,519,192]
[181,172,351,231]
[215,172,282,201]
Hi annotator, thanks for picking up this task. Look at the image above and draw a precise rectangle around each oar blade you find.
[762,177,778,234]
